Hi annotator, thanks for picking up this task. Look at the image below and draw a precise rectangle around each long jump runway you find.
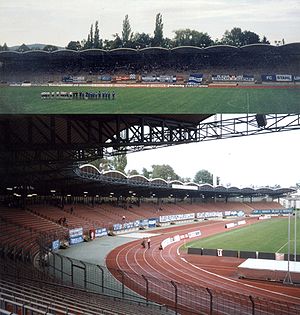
[106,219,300,314]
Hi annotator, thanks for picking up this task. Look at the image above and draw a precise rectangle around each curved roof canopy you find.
[77,164,295,198]
[1,43,299,61]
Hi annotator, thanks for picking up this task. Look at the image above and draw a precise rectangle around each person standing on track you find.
[147,238,151,249]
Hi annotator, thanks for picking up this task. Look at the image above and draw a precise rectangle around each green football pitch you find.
[0,86,299,114]
[183,217,300,254]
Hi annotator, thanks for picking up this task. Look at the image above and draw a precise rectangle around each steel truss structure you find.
[109,113,300,155]
[0,113,299,188]
[1,114,300,157]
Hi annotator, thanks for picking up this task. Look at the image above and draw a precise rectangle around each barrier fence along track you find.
[42,251,300,315]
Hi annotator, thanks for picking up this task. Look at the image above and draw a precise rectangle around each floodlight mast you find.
[283,212,293,284]
[295,207,297,262]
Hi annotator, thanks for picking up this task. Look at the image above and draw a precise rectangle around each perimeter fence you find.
[41,251,300,315]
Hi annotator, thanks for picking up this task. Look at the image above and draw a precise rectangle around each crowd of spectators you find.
[0,49,299,85]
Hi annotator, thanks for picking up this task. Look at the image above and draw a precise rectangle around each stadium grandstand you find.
[0,112,298,314]
[0,44,300,85]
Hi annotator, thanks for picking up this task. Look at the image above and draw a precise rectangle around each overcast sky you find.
[126,128,300,188]
[0,0,299,47]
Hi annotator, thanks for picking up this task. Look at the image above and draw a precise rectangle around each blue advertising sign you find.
[113,224,122,231]
[148,218,157,228]
[95,228,108,238]
[294,75,300,82]
[139,219,149,227]
[188,73,203,85]
[261,74,276,82]
[212,74,254,82]
[69,235,84,245]
[62,76,73,82]
[123,222,134,229]
[158,75,176,83]
[276,74,293,82]
[242,75,254,82]
[142,75,157,82]
[99,75,112,81]
[69,227,84,245]
[252,209,293,215]
[52,240,60,251]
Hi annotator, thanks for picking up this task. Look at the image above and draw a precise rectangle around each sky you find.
[0,0,299,47]
[126,128,300,188]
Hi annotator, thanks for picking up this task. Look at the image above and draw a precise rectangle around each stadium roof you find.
[69,163,295,199]
[1,43,299,60]
[0,114,211,192]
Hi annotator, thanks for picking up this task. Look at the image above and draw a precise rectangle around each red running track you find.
[106,219,300,314]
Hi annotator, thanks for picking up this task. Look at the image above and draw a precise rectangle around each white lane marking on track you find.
[118,219,242,279]
[276,241,289,253]
[177,247,180,256]
[180,253,300,301]
[113,218,300,309]
[113,220,286,312]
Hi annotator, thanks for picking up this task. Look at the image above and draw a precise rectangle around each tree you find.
[97,158,112,172]
[153,13,164,47]
[89,23,94,48]
[261,36,270,44]
[131,32,152,48]
[122,14,132,47]
[87,158,111,172]
[163,37,175,49]
[151,164,179,181]
[66,41,82,51]
[103,39,113,50]
[272,184,281,189]
[242,30,260,45]
[17,43,30,52]
[194,169,220,185]
[82,24,94,49]
[94,20,102,48]
[111,154,127,173]
[0,43,9,51]
[221,27,261,46]
[127,169,139,176]
[221,27,243,46]
[81,39,87,49]
[173,29,213,47]
[85,34,91,49]
[43,45,58,52]
[142,167,151,178]
[109,33,123,49]
[180,177,191,183]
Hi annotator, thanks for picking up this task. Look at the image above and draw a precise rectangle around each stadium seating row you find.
[0,201,284,260]
[0,258,172,315]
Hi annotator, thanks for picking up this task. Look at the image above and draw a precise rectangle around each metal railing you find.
[41,251,300,315]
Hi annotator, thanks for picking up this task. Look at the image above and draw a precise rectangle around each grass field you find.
[183,218,300,254]
[0,86,299,114]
